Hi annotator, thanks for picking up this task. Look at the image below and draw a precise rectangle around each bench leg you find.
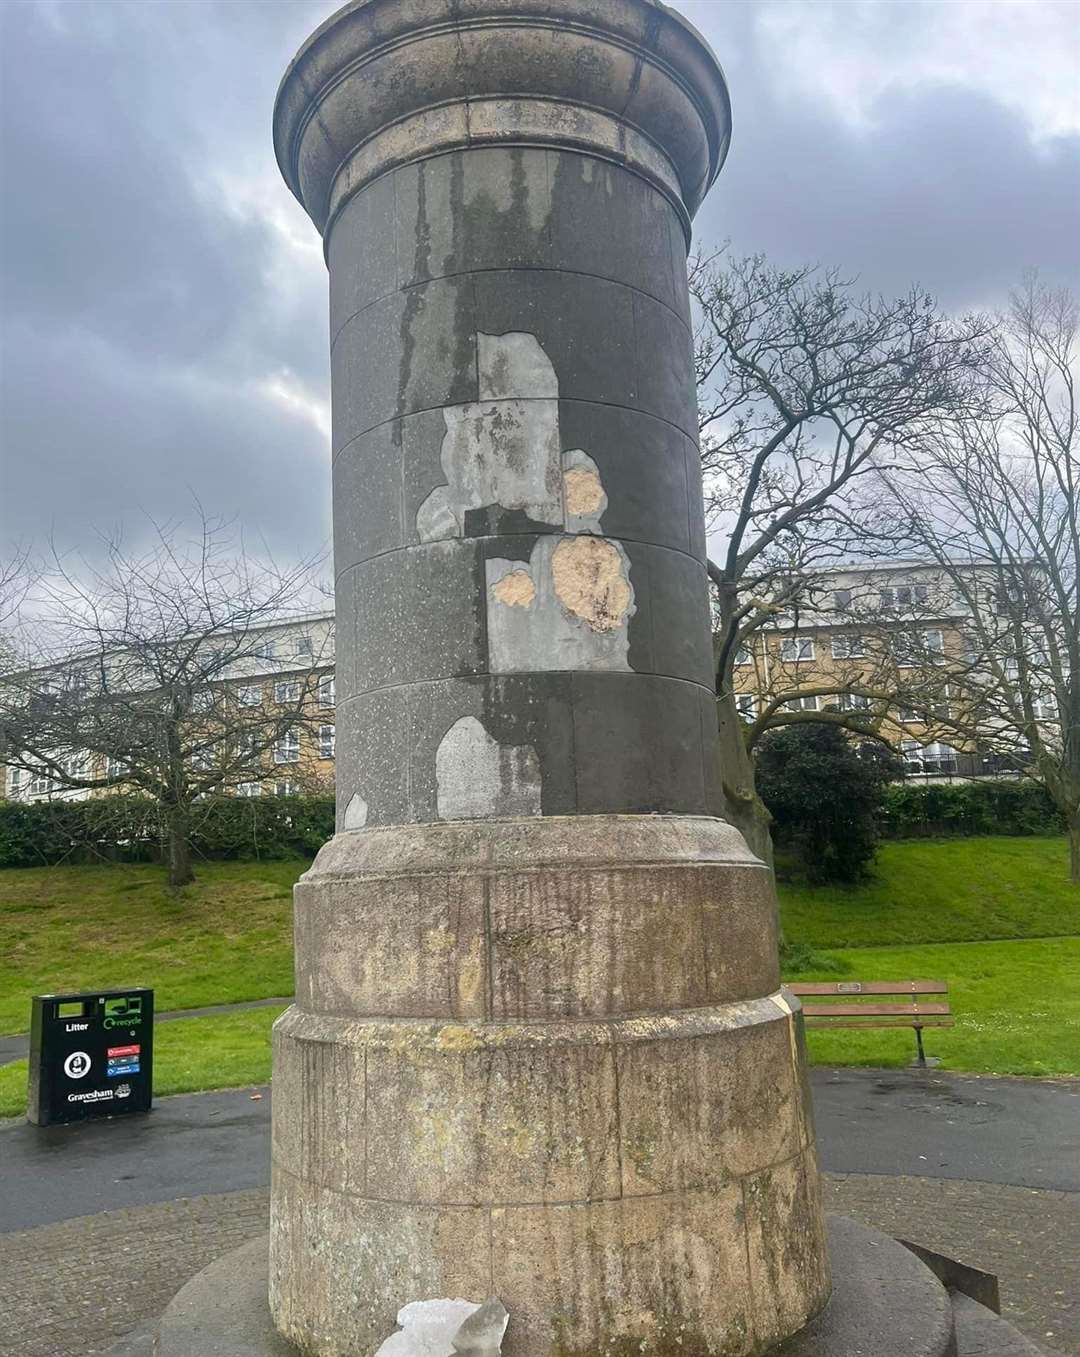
[914,1025,927,1067]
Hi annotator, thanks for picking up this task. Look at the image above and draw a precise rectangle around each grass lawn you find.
[0,1005,287,1119]
[0,860,300,1035]
[784,938,1080,1078]
[779,835,1080,948]
[0,836,1076,1118]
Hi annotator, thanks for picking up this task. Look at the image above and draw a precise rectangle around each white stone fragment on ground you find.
[373,1297,508,1357]
[451,1298,509,1357]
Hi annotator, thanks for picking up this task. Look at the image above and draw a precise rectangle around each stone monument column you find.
[271,3,830,1354]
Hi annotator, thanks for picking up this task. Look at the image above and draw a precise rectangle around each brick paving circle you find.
[0,1176,1074,1357]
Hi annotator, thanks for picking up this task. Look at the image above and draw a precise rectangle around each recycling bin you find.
[28,988,153,1125]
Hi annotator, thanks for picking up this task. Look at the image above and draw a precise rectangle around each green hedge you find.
[0,796,335,869]
[882,781,1064,839]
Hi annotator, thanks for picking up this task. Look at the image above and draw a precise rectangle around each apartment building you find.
[730,559,1033,779]
[3,611,336,803]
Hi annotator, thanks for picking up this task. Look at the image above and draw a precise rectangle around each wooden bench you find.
[787,980,953,1066]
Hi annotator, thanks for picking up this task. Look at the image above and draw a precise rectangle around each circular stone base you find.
[152,1216,1048,1357]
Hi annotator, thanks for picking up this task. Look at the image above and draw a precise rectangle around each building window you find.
[294,635,313,658]
[901,740,958,774]
[925,629,945,661]
[193,689,216,713]
[318,674,335,707]
[107,756,126,780]
[838,692,870,712]
[274,730,300,764]
[275,780,299,797]
[28,769,53,797]
[831,634,865,660]
[274,681,300,704]
[780,637,815,662]
[783,695,819,712]
[192,747,216,772]
[833,589,852,611]
[881,584,929,610]
[8,767,23,798]
[236,782,262,798]
[237,684,262,707]
[319,724,336,759]
[734,644,754,666]
[253,639,275,661]
[237,732,258,760]
[1032,694,1058,721]
[899,694,950,723]
[735,693,756,720]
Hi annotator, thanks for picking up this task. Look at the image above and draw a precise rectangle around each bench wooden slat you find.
[789,981,947,996]
[803,1018,955,1030]
[799,1002,951,1017]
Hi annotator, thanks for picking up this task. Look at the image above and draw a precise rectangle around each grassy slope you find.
[778,836,1080,1078]
[0,1005,287,1119]
[0,860,298,1035]
[785,938,1080,1077]
[780,835,1080,948]
[0,837,1076,1117]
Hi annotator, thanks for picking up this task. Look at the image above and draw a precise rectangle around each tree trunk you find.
[166,804,195,890]
[1069,819,1080,887]
[715,685,784,946]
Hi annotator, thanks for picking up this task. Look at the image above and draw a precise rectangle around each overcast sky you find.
[2,0,1078,562]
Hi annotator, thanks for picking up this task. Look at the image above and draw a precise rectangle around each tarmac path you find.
[1,1067,1077,1356]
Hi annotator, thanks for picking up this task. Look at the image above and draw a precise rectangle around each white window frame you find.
[838,692,870,712]
[29,769,53,797]
[780,637,815,662]
[783,695,819,712]
[253,639,275,662]
[294,635,313,659]
[236,781,262,798]
[832,589,852,611]
[319,724,336,759]
[831,634,865,660]
[237,684,262,708]
[275,780,299,797]
[274,730,300,764]
[8,767,24,798]
[734,644,754,666]
[274,681,301,705]
[318,674,335,708]
[735,693,756,720]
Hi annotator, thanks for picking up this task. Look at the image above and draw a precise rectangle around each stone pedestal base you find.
[153,1217,1048,1357]
[270,816,828,1356]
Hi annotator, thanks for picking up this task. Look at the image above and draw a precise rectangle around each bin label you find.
[63,1051,92,1079]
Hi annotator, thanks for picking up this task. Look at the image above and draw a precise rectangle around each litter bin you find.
[28,988,153,1126]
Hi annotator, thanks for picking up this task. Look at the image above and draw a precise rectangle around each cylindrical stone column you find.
[271,3,829,1354]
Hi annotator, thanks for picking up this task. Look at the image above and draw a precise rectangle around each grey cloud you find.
[1,0,1077,561]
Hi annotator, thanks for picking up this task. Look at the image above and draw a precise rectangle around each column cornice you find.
[273,0,731,243]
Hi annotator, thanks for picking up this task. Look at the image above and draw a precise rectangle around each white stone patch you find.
[342,791,369,829]
[417,395,563,540]
[486,536,634,673]
[477,332,558,400]
[416,333,607,544]
[435,716,542,821]
[373,1300,479,1357]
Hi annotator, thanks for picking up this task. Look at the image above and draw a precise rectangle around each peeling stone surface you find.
[486,536,634,672]
[416,334,609,545]
[435,717,542,821]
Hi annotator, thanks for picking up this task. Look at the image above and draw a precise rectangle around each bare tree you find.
[890,277,1079,881]
[0,512,330,889]
[692,251,987,862]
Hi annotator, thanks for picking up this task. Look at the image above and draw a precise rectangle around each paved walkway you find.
[1,1068,1076,1356]
[0,1176,1073,1357]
